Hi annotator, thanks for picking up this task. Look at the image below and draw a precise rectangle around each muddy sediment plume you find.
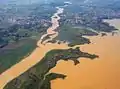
[3,47,98,89]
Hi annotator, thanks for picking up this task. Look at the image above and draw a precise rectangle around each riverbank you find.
[50,19,120,89]
[0,38,37,74]
[1,3,120,89]
[3,47,98,89]
[0,6,65,89]
[104,19,120,30]
[1,4,99,88]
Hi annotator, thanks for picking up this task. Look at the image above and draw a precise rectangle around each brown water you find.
[39,7,64,45]
[50,20,120,89]
[104,19,120,30]
[0,6,120,89]
[0,7,66,89]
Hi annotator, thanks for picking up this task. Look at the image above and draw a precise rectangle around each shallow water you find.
[50,20,120,89]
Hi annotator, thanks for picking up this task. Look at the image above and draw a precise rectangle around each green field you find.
[0,38,37,74]
[54,25,98,46]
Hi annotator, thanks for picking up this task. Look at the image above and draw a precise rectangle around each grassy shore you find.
[4,47,98,89]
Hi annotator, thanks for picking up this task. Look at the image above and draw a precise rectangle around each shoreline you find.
[50,19,120,89]
[0,6,65,89]
[0,2,120,89]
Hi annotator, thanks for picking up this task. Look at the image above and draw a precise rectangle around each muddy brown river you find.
[50,19,120,89]
[0,7,66,89]
[0,4,120,89]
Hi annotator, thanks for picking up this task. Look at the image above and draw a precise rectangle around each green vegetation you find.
[0,2,55,73]
[54,25,98,46]
[41,73,66,89]
[0,2,55,48]
[4,47,98,89]
[0,38,37,74]
[0,38,8,48]
[59,1,119,34]
[1,0,120,88]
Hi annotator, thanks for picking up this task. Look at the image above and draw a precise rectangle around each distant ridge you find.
[0,0,42,5]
